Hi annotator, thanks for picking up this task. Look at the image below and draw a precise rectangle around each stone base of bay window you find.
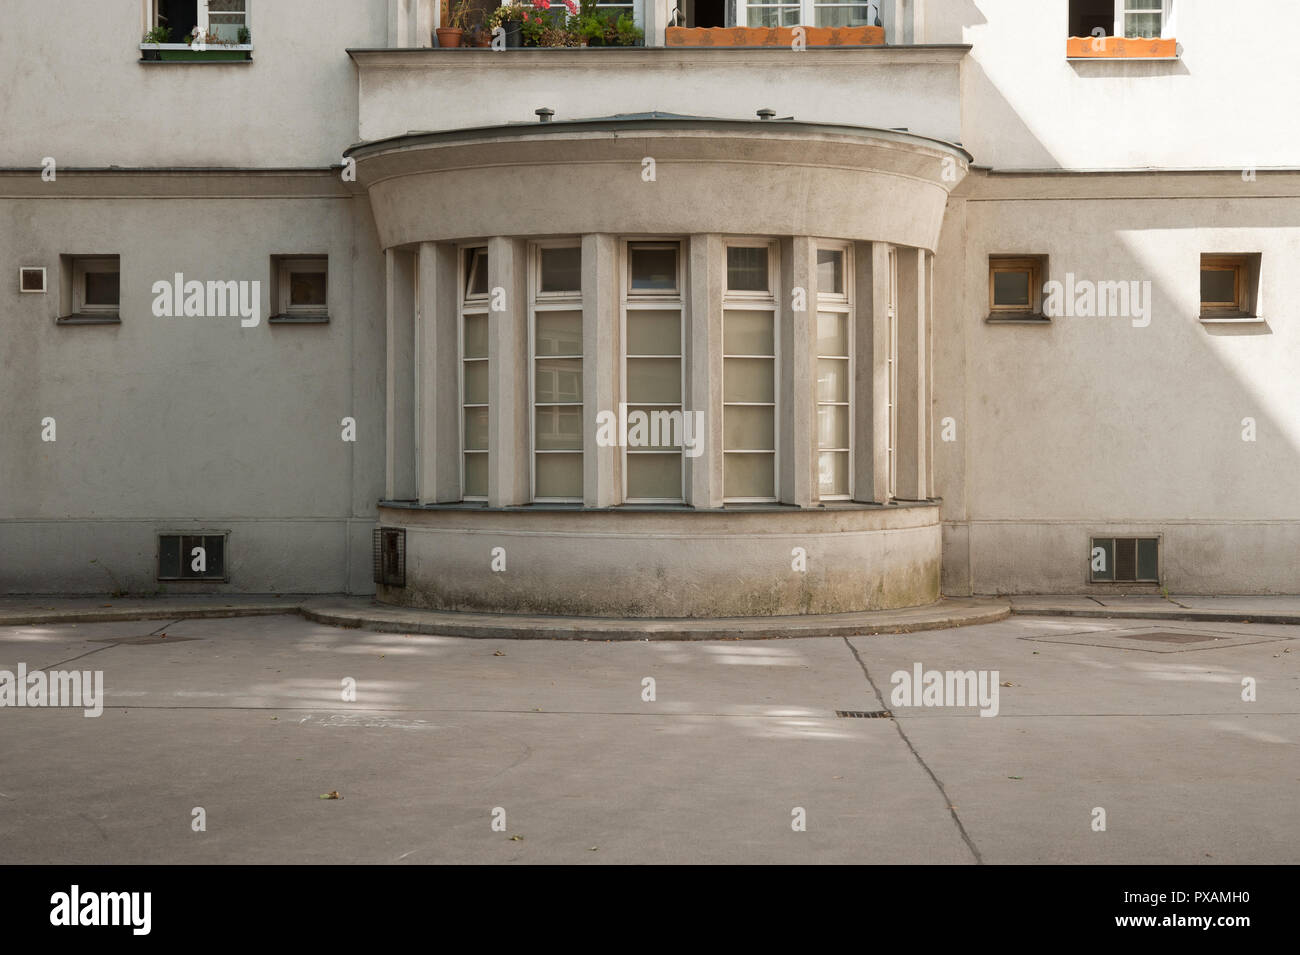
[375,501,940,617]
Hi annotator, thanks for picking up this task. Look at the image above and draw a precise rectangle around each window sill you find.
[139,43,253,63]
[1199,314,1263,324]
[269,313,330,324]
[1066,36,1178,59]
[57,313,120,325]
[666,26,885,48]
[985,313,1049,324]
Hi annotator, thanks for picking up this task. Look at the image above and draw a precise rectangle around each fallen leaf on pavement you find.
[319,791,342,800]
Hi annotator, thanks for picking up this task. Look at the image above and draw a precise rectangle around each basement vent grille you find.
[835,709,893,719]
[157,533,227,581]
[373,527,406,587]
[19,267,46,293]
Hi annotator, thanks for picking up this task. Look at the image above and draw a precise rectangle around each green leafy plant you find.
[614,12,643,46]
[237,25,251,44]
[142,25,172,44]
[449,0,474,30]
[488,3,531,28]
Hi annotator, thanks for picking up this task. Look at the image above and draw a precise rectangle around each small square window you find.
[726,246,769,293]
[629,244,678,293]
[1200,255,1247,315]
[988,255,1045,318]
[817,249,843,296]
[71,257,120,315]
[539,246,581,294]
[273,256,328,320]
[465,247,489,298]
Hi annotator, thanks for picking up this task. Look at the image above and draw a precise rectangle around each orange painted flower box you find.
[666,25,885,47]
[1066,35,1177,58]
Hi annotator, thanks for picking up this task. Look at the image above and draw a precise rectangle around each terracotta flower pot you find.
[436,27,464,48]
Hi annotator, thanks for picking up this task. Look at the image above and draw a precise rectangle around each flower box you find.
[665,25,885,47]
[1066,35,1176,58]
[140,43,253,61]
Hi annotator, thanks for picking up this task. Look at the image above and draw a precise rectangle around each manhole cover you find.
[89,634,198,645]
[1121,631,1226,644]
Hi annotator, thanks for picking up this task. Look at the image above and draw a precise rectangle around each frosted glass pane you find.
[627,453,681,499]
[535,452,582,499]
[1124,12,1161,37]
[463,361,488,404]
[724,310,774,355]
[624,407,685,450]
[535,406,582,451]
[464,452,488,497]
[463,314,488,359]
[725,453,776,499]
[534,358,583,403]
[723,357,774,403]
[1200,269,1236,305]
[627,310,680,355]
[817,405,849,449]
[464,407,489,451]
[630,246,678,291]
[724,406,774,451]
[535,310,582,356]
[817,451,849,496]
[816,311,849,356]
[817,358,849,403]
[627,357,681,403]
[540,246,581,293]
[817,249,844,294]
[815,7,871,28]
[727,247,768,292]
[993,271,1030,307]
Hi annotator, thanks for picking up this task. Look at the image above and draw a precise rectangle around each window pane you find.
[290,271,326,307]
[463,315,488,359]
[627,310,680,355]
[535,452,582,499]
[747,5,799,26]
[815,6,873,27]
[727,247,768,292]
[466,248,488,297]
[817,249,844,295]
[1200,268,1236,306]
[535,310,582,356]
[463,453,488,498]
[1092,538,1115,581]
[724,310,774,355]
[534,358,582,404]
[1124,12,1161,37]
[816,311,848,356]
[540,246,581,293]
[723,357,775,403]
[630,246,678,292]
[463,361,488,404]
[817,358,849,403]
[464,407,489,450]
[625,407,684,450]
[84,271,119,307]
[536,406,583,451]
[993,270,1031,307]
[724,406,774,451]
[1137,538,1159,581]
[817,451,849,497]
[627,452,681,499]
[725,453,776,499]
[627,358,681,403]
[817,405,849,449]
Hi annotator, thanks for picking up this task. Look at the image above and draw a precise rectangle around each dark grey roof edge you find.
[344,114,974,164]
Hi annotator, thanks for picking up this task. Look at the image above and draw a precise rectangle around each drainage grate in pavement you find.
[88,634,198,646]
[1121,631,1226,644]
[835,709,893,719]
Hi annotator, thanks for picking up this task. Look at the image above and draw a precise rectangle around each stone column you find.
[895,246,928,501]
[417,241,460,503]
[853,241,888,503]
[780,236,817,507]
[583,234,620,507]
[487,236,529,507]
[686,234,724,508]
[385,247,417,501]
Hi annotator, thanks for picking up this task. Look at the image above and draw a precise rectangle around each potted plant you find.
[436,0,472,47]
[613,12,643,46]
[141,24,171,60]
[488,3,530,47]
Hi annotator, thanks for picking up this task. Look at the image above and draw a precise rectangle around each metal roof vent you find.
[756,108,775,120]
[535,107,555,123]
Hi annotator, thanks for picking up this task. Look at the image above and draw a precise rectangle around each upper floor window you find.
[1068,0,1171,39]
[145,1,251,48]
[741,0,879,28]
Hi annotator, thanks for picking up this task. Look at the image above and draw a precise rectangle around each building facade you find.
[3,1,1297,611]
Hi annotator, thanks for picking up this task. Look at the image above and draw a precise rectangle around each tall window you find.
[742,0,878,28]
[150,1,249,42]
[623,242,684,503]
[815,246,852,500]
[1068,0,1171,39]
[723,244,778,503]
[531,242,583,502]
[461,247,490,501]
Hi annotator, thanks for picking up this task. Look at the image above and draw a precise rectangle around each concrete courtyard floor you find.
[1,612,1297,864]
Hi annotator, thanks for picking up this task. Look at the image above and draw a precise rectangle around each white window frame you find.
[276,256,328,316]
[529,239,584,504]
[886,247,898,500]
[621,239,686,505]
[722,240,780,505]
[738,0,878,29]
[73,257,120,315]
[147,1,252,40]
[459,244,490,503]
[815,241,853,502]
[1113,0,1173,39]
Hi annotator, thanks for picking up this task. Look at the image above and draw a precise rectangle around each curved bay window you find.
[723,242,779,503]
[531,242,584,502]
[460,246,490,501]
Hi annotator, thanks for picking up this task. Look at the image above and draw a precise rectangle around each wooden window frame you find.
[988,256,1042,316]
[72,256,120,315]
[275,256,328,319]
[1200,255,1247,314]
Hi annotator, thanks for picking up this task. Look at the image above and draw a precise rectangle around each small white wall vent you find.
[20,267,46,293]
